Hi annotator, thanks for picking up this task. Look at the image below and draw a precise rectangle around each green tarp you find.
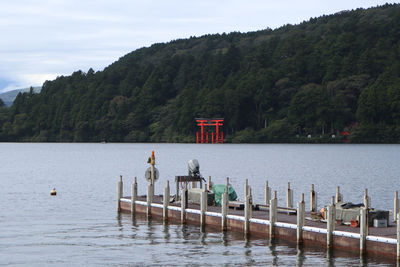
[212,184,237,206]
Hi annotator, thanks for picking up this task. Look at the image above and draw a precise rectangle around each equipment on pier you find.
[212,184,237,206]
[174,159,206,201]
[145,167,159,182]
[320,202,389,227]
[188,159,200,177]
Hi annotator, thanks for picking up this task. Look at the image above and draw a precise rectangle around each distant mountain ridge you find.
[0,87,41,106]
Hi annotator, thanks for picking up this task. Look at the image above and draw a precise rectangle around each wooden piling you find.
[244,179,249,201]
[131,177,137,213]
[286,182,293,209]
[200,184,207,227]
[244,192,250,237]
[265,180,271,206]
[360,207,367,255]
[146,184,152,217]
[394,191,399,222]
[335,186,342,203]
[117,175,123,212]
[310,184,317,212]
[363,188,369,209]
[163,180,170,221]
[327,197,335,248]
[222,191,228,231]
[363,188,369,236]
[297,193,305,244]
[249,186,253,218]
[397,213,400,261]
[208,176,212,191]
[181,186,187,224]
[270,191,277,240]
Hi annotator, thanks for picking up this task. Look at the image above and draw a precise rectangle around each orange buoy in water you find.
[50,188,57,196]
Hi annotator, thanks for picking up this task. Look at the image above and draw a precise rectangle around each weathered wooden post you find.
[244,179,249,201]
[397,213,400,261]
[146,184,152,217]
[222,190,228,231]
[244,192,251,237]
[327,196,335,248]
[360,207,367,255]
[394,191,399,222]
[310,184,317,212]
[131,177,137,214]
[286,182,293,209]
[265,180,271,206]
[270,191,278,240]
[221,178,229,231]
[181,183,187,224]
[150,151,156,198]
[117,175,123,212]
[200,184,207,228]
[163,180,170,221]
[335,186,342,203]
[363,188,369,209]
[297,193,305,244]
[363,188,369,236]
[208,176,212,191]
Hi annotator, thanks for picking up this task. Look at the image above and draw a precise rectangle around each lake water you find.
[0,143,399,266]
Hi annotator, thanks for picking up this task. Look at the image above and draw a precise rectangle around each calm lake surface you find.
[0,143,399,266]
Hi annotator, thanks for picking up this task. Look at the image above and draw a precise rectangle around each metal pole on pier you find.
[286,182,293,209]
[117,175,123,212]
[146,184,152,217]
[222,190,228,231]
[360,207,367,255]
[200,184,207,228]
[270,191,277,240]
[327,196,335,248]
[181,183,187,224]
[397,212,400,261]
[335,186,342,204]
[244,179,249,202]
[310,184,317,213]
[297,193,305,244]
[265,180,271,206]
[363,188,369,209]
[163,180,170,221]
[222,178,229,231]
[244,192,251,237]
[131,177,137,214]
[394,191,399,223]
[363,188,369,236]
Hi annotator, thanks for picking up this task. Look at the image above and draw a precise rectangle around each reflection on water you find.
[116,213,396,266]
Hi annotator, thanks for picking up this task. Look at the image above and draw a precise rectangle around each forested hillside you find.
[1,4,400,143]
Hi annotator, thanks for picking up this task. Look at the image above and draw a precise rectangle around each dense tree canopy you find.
[1,4,400,143]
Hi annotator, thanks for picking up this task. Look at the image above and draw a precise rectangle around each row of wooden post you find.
[118,176,400,260]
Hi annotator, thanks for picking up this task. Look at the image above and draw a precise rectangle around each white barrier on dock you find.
[205,211,223,218]
[249,218,270,226]
[366,235,397,245]
[332,230,359,239]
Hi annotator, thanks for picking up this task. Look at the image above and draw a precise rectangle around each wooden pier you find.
[117,176,400,261]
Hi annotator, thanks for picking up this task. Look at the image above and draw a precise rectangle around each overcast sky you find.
[0,0,398,92]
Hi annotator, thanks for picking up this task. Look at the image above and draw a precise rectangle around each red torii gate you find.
[195,118,224,144]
